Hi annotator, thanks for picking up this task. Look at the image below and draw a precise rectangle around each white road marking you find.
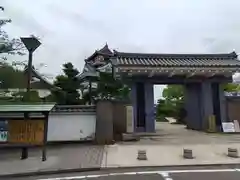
[137,171,159,174]
[38,176,86,180]
[108,173,124,176]
[159,172,172,180]
[123,172,137,175]
[162,169,236,173]
[160,172,169,177]
[86,174,103,178]
[37,168,239,180]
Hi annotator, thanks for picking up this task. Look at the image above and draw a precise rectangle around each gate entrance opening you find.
[112,51,240,132]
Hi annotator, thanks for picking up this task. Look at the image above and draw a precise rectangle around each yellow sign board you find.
[208,115,216,133]
[8,120,45,145]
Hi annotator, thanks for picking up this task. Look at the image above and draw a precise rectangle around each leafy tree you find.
[156,99,174,121]
[222,83,240,92]
[52,62,82,105]
[161,85,184,120]
[13,90,42,102]
[0,7,44,103]
[96,72,129,99]
[82,72,130,104]
[0,6,24,59]
[0,7,41,69]
[0,63,44,102]
[157,83,239,123]
[0,62,25,89]
[162,85,184,102]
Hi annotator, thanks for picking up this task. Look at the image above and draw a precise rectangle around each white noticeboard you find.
[233,120,240,132]
[126,106,134,133]
[222,122,235,133]
[0,131,7,142]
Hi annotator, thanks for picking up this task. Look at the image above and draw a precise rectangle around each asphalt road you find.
[4,166,240,180]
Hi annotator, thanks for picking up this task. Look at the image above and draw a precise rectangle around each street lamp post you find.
[20,36,41,160]
[26,51,33,100]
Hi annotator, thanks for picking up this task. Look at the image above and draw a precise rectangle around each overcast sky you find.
[1,0,240,101]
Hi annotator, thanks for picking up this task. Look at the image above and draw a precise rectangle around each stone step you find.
[122,133,140,141]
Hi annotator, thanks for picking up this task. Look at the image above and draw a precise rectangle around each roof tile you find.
[113,51,240,67]
[0,104,55,112]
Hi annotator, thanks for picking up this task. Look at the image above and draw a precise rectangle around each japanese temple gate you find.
[111,51,240,132]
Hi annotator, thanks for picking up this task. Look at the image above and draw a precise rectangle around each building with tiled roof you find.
[79,45,240,132]
[78,44,114,97]
[112,51,240,78]
[79,45,240,96]
[110,50,240,132]
[0,66,54,99]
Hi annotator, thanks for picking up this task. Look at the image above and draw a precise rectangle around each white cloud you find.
[2,0,240,101]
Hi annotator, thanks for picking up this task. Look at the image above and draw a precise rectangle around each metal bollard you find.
[183,149,194,159]
[137,150,147,160]
[227,148,239,158]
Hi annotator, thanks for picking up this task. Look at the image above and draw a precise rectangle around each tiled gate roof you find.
[112,51,240,67]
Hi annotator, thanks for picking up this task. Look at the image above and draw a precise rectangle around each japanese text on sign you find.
[8,120,45,145]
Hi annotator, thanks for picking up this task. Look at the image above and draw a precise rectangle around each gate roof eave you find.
[114,66,240,78]
[111,51,240,68]
[111,51,240,78]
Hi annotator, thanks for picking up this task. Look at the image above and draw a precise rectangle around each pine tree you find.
[52,62,82,105]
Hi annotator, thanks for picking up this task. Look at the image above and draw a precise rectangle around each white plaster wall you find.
[47,113,96,142]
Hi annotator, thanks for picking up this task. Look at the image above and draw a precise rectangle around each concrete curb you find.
[1,163,240,178]
[0,167,100,178]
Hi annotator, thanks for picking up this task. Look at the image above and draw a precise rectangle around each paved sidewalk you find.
[0,144,104,177]
[102,123,240,169]
[101,143,240,168]
[1,143,240,177]
[121,122,240,145]
[1,122,240,177]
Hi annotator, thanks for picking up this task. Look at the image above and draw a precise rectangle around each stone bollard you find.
[183,149,194,159]
[137,150,147,160]
[227,148,239,158]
